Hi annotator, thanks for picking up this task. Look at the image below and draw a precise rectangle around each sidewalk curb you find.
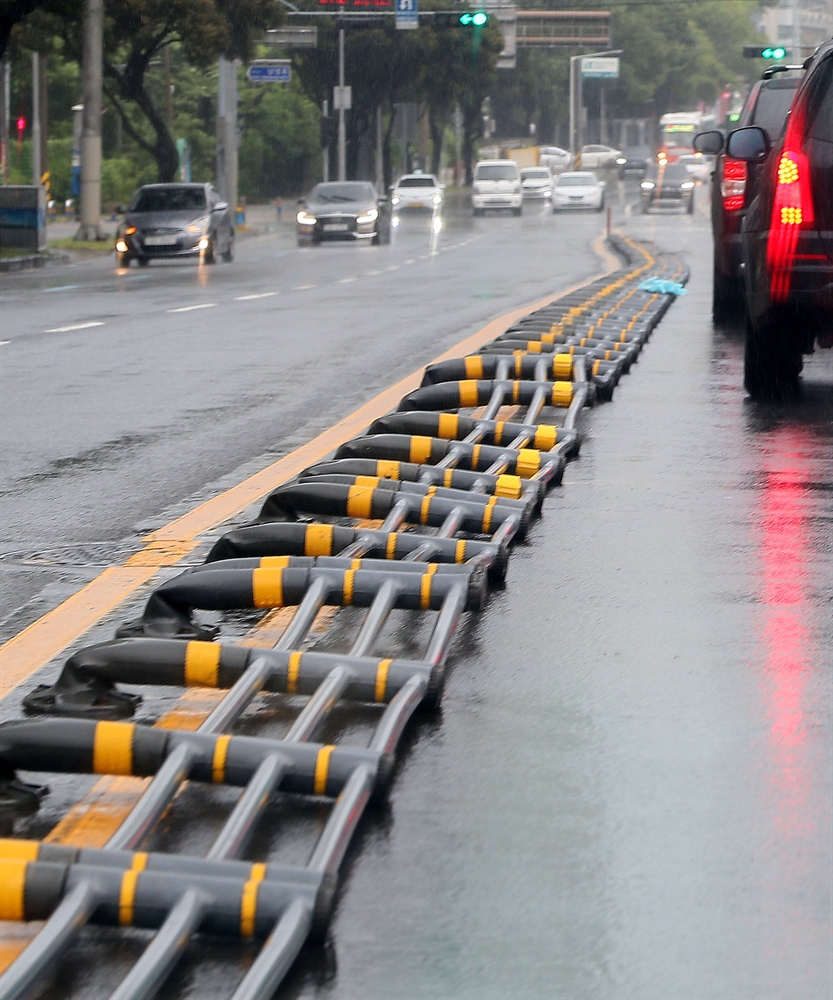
[0,250,72,273]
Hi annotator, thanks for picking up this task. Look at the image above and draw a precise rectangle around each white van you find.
[471,160,523,216]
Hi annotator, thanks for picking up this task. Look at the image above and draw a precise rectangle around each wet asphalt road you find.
[2,183,832,999]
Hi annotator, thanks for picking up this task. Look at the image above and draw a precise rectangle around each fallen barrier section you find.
[0,235,688,1000]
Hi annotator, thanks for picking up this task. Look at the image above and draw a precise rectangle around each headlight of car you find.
[432,194,442,204]
[640,181,656,190]
[615,157,626,165]
[681,181,695,190]
[186,216,210,234]
[356,208,378,225]
[296,210,317,224]
[391,195,400,205]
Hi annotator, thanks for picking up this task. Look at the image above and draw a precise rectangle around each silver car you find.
[520,166,554,200]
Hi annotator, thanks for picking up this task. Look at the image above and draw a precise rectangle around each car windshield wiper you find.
[318,195,356,203]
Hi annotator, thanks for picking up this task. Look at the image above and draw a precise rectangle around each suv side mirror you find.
[693,130,724,156]
[214,201,228,212]
[726,126,769,162]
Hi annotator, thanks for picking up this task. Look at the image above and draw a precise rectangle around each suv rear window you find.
[475,164,518,180]
[805,57,833,142]
[749,79,800,138]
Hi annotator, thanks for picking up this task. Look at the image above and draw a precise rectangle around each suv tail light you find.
[766,107,815,302]
[721,157,747,211]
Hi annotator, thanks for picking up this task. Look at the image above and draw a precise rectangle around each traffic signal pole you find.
[76,0,103,240]
[338,28,346,181]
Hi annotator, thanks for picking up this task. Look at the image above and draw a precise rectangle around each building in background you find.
[754,0,833,63]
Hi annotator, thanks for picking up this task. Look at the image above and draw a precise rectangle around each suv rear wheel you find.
[712,259,742,324]
[743,310,803,398]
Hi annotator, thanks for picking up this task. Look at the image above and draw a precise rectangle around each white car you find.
[552,171,605,212]
[471,160,523,215]
[578,144,621,169]
[676,153,711,183]
[538,146,571,172]
[390,172,443,210]
[520,166,553,200]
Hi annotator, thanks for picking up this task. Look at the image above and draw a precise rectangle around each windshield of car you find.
[623,147,650,158]
[557,174,596,187]
[521,169,550,179]
[475,164,518,180]
[751,80,800,137]
[649,163,689,181]
[310,182,376,203]
[129,186,206,212]
[397,177,436,188]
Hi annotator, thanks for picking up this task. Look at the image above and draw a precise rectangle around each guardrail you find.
[0,235,689,1000]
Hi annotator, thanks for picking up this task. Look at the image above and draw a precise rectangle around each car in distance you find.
[578,144,621,169]
[729,40,833,397]
[551,171,605,212]
[471,160,523,216]
[640,162,695,213]
[296,181,391,245]
[115,183,233,267]
[677,153,711,183]
[615,145,652,178]
[390,172,443,211]
[695,71,801,322]
[538,145,571,172]
[520,166,554,201]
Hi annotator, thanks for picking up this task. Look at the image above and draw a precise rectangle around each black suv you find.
[696,70,801,321]
[727,40,833,397]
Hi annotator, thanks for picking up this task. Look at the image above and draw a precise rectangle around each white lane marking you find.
[404,259,415,265]
[337,277,356,284]
[293,284,315,290]
[386,266,400,272]
[366,270,383,276]
[44,285,80,293]
[235,292,278,300]
[418,254,430,259]
[166,303,217,313]
[45,321,104,333]
[0,340,9,345]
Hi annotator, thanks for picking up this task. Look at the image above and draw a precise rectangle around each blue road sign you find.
[247,64,291,83]
[396,0,419,30]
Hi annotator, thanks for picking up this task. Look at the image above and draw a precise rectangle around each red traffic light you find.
[16,116,26,134]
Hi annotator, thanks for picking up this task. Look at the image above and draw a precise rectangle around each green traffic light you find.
[762,46,787,59]
[459,10,488,25]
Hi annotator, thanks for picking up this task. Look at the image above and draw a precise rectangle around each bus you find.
[658,112,716,163]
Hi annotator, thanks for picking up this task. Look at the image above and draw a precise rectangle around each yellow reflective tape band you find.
[481,496,498,533]
[287,652,302,694]
[409,436,433,465]
[443,468,454,488]
[93,721,134,776]
[459,380,479,407]
[260,556,291,569]
[516,449,541,478]
[354,475,380,488]
[552,354,573,380]
[471,444,482,469]
[131,852,148,871]
[0,840,39,861]
[464,356,484,379]
[420,564,438,609]
[184,642,222,688]
[376,460,400,480]
[343,569,355,605]
[212,735,231,784]
[529,340,542,353]
[240,864,266,938]
[512,381,520,404]
[437,413,459,439]
[419,487,436,525]
[351,559,362,571]
[346,485,375,519]
[385,533,398,559]
[495,474,523,499]
[455,539,467,563]
[494,421,505,445]
[252,568,284,609]
[552,381,573,408]
[605,350,612,360]
[515,354,523,378]
[313,745,335,795]
[118,863,144,926]
[0,859,27,920]
[374,659,392,702]
[305,523,334,556]
[533,426,557,451]
[593,359,601,376]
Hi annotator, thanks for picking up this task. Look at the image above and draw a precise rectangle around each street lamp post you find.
[337,27,346,181]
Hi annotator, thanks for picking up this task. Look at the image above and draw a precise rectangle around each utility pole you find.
[322,99,329,183]
[216,57,238,212]
[375,104,383,190]
[76,0,103,240]
[31,53,41,187]
[0,58,8,185]
[337,27,346,181]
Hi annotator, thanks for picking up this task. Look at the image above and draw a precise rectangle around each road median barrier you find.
[0,234,691,1000]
